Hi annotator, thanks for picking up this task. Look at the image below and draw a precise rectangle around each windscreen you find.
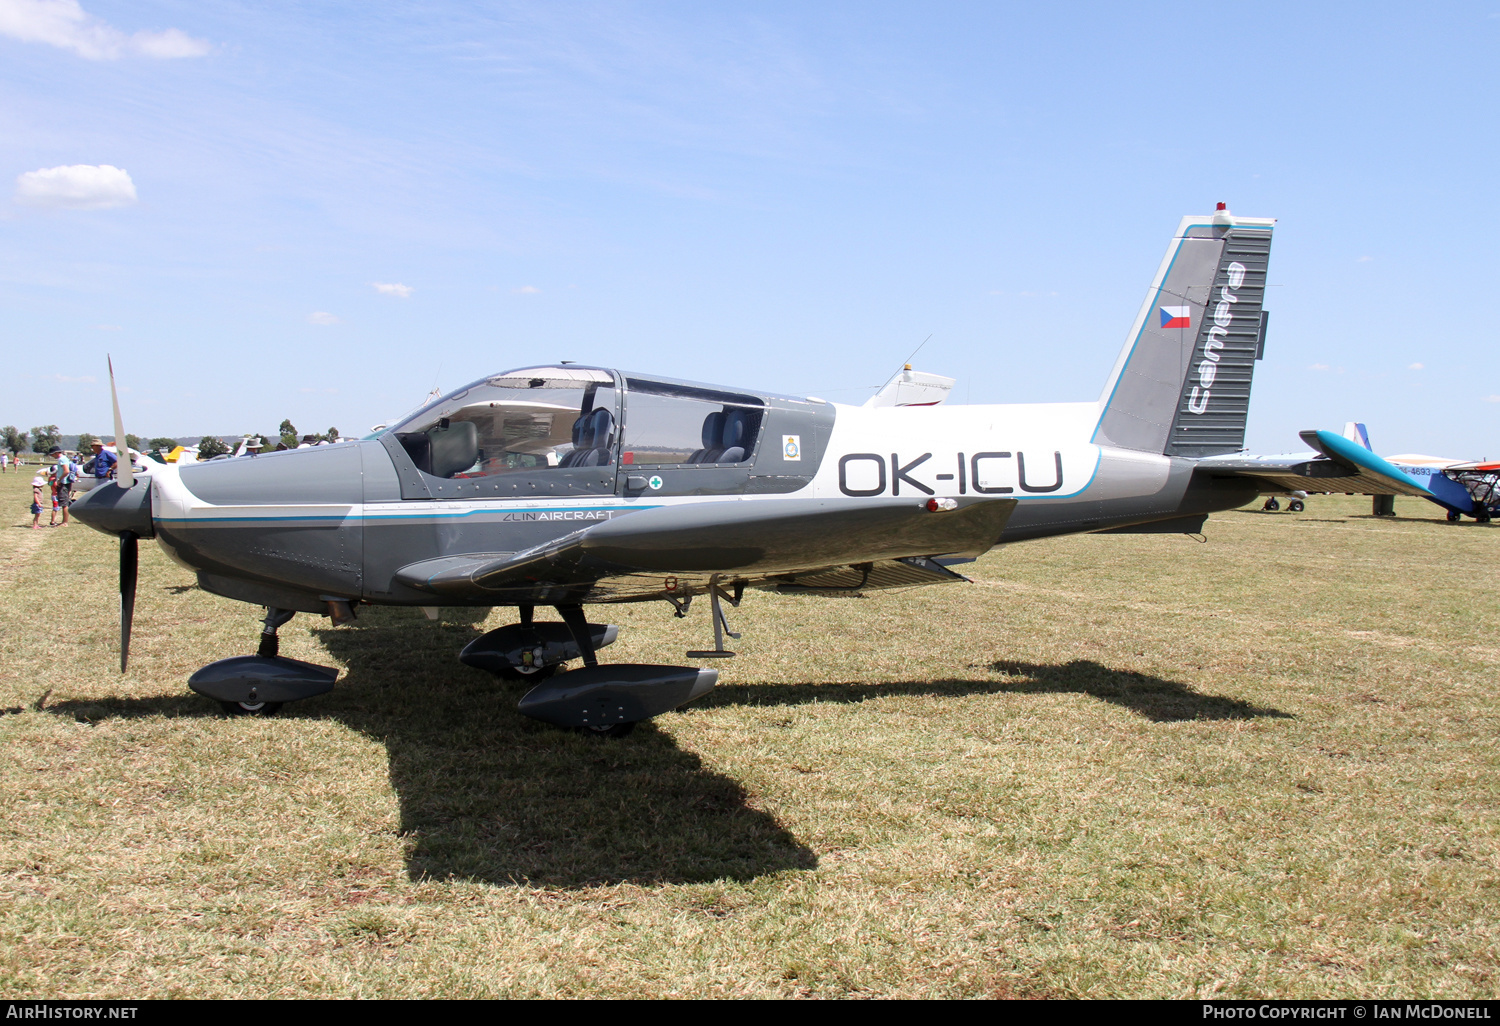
[389,369,618,480]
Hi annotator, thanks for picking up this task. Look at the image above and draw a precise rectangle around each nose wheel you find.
[220,700,284,717]
[579,722,636,739]
[189,607,339,716]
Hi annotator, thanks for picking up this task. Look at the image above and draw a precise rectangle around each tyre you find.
[579,722,636,739]
[220,700,283,717]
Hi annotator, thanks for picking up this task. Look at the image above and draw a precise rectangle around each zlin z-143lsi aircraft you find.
[76,205,1282,736]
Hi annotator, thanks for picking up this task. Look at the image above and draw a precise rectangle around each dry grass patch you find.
[1,472,1497,997]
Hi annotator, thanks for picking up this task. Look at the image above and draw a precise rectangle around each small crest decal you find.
[782,435,801,461]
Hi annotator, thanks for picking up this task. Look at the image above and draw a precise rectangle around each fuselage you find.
[107,365,1256,615]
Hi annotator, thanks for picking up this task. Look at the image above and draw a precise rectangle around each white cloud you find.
[129,27,207,58]
[1485,395,1500,404]
[0,0,210,60]
[372,282,413,298]
[1309,363,1330,371]
[93,323,121,331]
[514,285,541,294]
[1357,255,1373,263]
[1408,362,1424,370]
[308,311,340,325]
[15,164,136,209]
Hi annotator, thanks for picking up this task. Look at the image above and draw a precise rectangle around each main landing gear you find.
[184,596,727,733]
[1262,497,1304,513]
[187,607,339,716]
[462,602,720,737]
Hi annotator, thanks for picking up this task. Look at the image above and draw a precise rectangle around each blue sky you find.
[2,1,1497,456]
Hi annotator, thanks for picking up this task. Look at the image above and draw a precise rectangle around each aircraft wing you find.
[394,495,1017,601]
[1195,429,1435,498]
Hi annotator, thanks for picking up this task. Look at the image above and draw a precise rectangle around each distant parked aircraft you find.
[1200,423,1496,522]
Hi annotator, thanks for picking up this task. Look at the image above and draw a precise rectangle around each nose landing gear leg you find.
[257,607,296,658]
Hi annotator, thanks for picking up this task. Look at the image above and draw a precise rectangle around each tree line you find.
[2,420,341,457]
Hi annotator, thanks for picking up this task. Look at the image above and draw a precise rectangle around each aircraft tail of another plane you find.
[1342,421,1372,450]
[864,366,955,408]
[1093,207,1275,459]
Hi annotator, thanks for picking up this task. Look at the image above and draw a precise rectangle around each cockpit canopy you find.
[386,366,765,481]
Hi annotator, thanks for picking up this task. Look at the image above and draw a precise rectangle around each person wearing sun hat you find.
[30,473,46,529]
[87,439,118,481]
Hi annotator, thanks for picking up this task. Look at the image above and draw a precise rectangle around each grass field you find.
[1,466,1497,999]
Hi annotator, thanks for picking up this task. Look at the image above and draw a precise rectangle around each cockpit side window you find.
[621,382,763,467]
[391,373,618,480]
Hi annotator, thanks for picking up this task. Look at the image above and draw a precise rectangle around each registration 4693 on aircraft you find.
[76,205,1278,735]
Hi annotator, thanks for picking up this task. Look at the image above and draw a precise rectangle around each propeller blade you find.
[120,532,137,672]
[107,355,134,490]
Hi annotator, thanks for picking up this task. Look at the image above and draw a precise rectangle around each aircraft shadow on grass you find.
[692,660,1292,724]
[987,660,1292,722]
[46,614,818,890]
[43,617,1288,886]
[311,618,821,888]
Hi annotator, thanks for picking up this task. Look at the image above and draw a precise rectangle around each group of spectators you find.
[27,440,118,530]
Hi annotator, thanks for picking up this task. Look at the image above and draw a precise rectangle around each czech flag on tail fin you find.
[1159,305,1191,329]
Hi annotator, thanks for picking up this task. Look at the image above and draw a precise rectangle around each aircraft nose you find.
[73,477,154,538]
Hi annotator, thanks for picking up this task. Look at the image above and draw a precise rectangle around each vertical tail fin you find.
[864,366,956,407]
[1093,207,1275,458]
[1342,421,1372,451]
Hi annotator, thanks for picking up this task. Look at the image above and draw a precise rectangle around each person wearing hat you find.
[48,449,76,526]
[30,473,45,529]
[87,439,118,481]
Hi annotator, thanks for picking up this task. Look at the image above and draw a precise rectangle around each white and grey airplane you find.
[76,205,1287,734]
